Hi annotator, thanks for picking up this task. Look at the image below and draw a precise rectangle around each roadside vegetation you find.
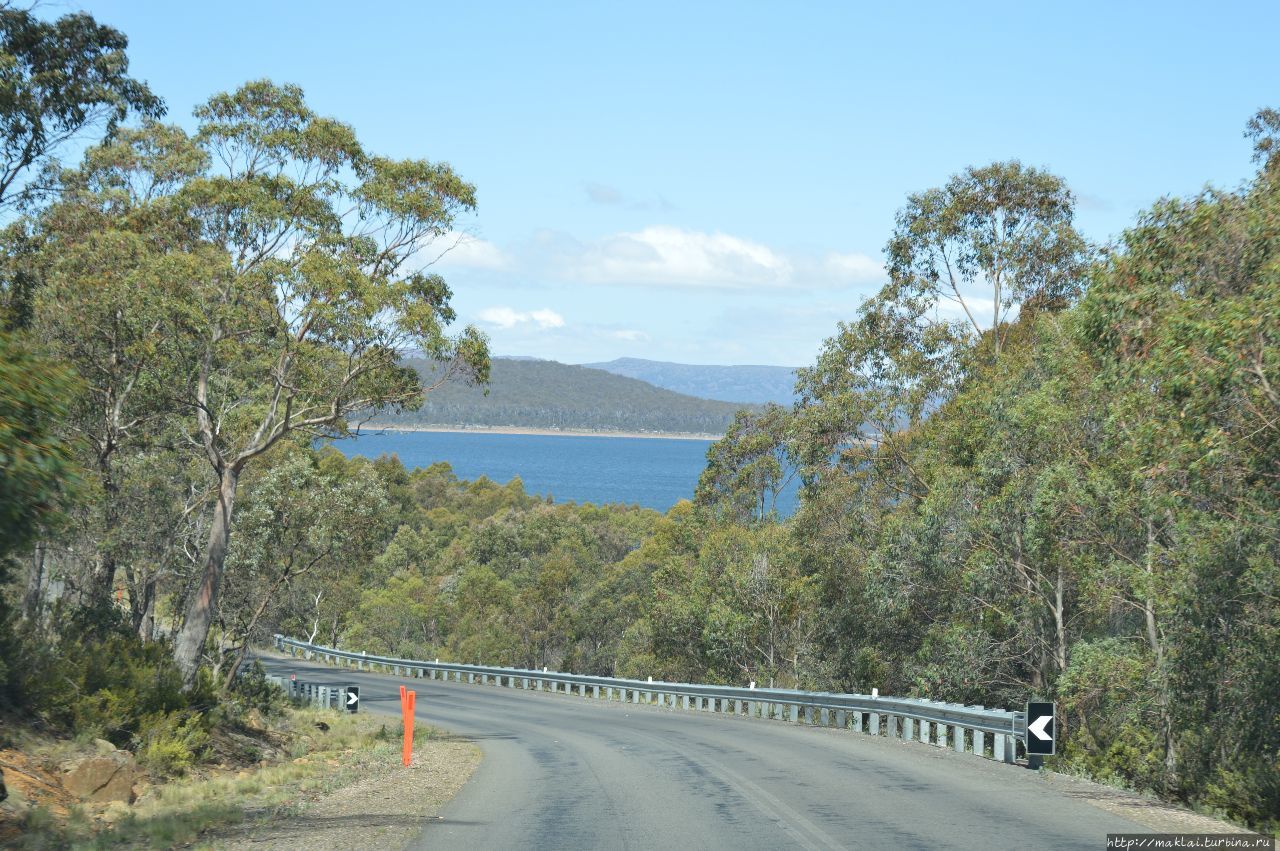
[0,3,1275,837]
[5,685,452,849]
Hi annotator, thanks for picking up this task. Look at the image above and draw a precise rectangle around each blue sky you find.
[78,0,1280,366]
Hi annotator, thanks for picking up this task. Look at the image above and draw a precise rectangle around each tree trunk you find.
[173,466,240,687]
[1143,516,1177,785]
[136,577,156,642]
[1053,563,1068,674]
[88,472,122,608]
[22,541,47,623]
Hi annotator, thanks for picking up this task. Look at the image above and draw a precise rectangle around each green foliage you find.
[0,331,78,567]
[0,6,164,212]
[11,608,216,747]
[227,660,287,718]
[136,709,211,776]
[678,127,1278,829]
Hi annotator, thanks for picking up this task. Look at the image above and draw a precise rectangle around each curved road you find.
[261,657,1154,850]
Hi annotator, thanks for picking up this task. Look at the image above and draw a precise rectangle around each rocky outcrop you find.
[62,751,137,803]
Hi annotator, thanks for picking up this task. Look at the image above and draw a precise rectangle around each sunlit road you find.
[260,656,1151,850]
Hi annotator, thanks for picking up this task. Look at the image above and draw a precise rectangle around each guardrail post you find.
[869,712,880,735]
[789,704,799,723]
[903,717,914,740]
[955,729,966,753]
[888,715,900,738]
[819,708,829,726]
[852,711,863,732]
[835,709,846,728]
[973,730,985,756]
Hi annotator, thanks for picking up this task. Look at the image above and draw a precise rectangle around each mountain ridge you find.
[583,357,800,406]
[367,357,762,435]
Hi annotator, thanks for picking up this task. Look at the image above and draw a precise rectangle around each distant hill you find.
[367,357,761,435]
[583,358,800,406]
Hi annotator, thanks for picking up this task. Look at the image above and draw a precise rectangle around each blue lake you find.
[330,429,798,515]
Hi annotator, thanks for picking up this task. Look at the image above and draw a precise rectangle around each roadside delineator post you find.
[399,685,417,766]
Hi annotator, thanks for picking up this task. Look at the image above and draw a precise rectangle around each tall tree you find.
[167,81,488,684]
[883,160,1090,360]
[0,5,163,329]
[0,5,162,211]
[31,122,209,609]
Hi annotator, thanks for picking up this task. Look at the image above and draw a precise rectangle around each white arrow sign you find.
[346,692,358,706]
[1028,714,1052,741]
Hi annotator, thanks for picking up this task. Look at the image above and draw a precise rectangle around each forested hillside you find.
[367,357,758,434]
[583,358,800,405]
[0,5,1275,835]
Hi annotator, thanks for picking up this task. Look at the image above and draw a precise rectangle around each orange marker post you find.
[399,685,416,766]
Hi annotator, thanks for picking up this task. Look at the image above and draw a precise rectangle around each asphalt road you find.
[261,657,1152,850]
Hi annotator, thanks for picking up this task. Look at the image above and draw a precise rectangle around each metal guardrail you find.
[262,672,343,710]
[274,635,1026,764]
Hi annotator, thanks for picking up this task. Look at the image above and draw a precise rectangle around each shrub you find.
[136,710,211,777]
[227,660,287,718]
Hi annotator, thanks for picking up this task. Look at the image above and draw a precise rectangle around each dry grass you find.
[5,707,446,850]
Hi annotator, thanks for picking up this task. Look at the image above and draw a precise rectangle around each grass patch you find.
[9,706,436,850]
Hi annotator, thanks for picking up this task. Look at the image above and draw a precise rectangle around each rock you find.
[92,738,117,754]
[64,752,138,804]
[245,708,267,731]
[101,800,132,824]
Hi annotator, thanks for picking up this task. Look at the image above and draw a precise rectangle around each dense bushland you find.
[1,4,1275,833]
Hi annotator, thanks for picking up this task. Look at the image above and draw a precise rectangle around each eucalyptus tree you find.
[216,445,392,687]
[883,160,1090,360]
[1074,116,1280,805]
[166,81,488,684]
[0,5,162,328]
[695,404,797,524]
[0,5,161,211]
[30,123,211,610]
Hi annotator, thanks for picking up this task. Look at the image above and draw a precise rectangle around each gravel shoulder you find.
[202,731,480,850]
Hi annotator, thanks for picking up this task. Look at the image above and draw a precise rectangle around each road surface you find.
[261,657,1155,850]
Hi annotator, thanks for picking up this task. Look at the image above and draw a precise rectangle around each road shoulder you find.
[200,728,480,850]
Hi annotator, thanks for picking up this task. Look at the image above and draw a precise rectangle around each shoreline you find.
[355,423,723,441]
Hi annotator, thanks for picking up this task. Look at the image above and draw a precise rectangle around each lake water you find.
[330,430,798,514]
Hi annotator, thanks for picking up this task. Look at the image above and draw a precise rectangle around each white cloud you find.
[609,329,649,342]
[477,306,565,330]
[534,225,884,291]
[568,225,793,289]
[822,251,884,284]
[529,308,565,329]
[429,232,509,270]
